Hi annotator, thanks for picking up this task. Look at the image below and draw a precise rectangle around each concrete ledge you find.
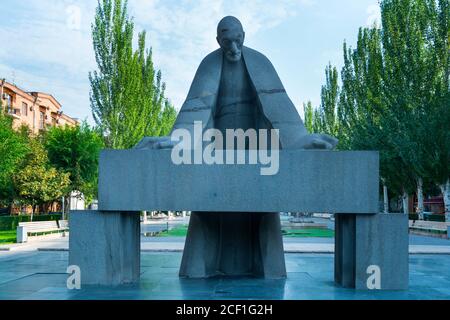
[68,210,140,286]
[99,149,379,214]
[335,213,409,290]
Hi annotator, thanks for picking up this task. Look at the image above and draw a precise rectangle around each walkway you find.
[0,251,449,300]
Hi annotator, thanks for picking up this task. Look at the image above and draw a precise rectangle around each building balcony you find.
[6,109,21,120]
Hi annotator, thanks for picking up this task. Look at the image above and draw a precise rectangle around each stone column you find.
[335,213,409,290]
[69,210,140,286]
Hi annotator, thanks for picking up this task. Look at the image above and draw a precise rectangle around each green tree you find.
[14,138,70,217]
[379,0,449,217]
[314,0,450,217]
[319,64,340,138]
[44,123,104,209]
[303,101,314,134]
[89,0,177,150]
[0,108,28,210]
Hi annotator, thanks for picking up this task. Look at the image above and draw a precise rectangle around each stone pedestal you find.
[180,212,286,279]
[69,210,140,286]
[335,213,409,290]
[16,226,27,243]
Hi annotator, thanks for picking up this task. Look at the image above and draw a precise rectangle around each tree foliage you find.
[89,0,177,149]
[308,0,449,214]
[0,109,28,206]
[44,123,104,203]
[14,138,70,213]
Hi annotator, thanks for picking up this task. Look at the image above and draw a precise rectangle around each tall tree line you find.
[305,0,449,220]
[89,0,177,150]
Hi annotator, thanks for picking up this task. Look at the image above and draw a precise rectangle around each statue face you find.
[217,27,245,62]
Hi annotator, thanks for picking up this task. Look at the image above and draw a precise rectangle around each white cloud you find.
[128,0,316,110]
[366,4,381,27]
[0,0,96,121]
[1,0,315,122]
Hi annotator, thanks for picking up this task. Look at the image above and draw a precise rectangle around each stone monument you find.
[69,16,408,290]
[138,16,338,279]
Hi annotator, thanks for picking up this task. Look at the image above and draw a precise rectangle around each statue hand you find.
[135,136,177,149]
[294,134,338,150]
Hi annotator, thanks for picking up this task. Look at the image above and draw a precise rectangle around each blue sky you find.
[0,0,381,123]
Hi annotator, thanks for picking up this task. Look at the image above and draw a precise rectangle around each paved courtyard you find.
[0,250,449,300]
[1,218,449,300]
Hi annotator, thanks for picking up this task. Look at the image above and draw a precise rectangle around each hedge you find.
[0,214,63,231]
[408,213,446,222]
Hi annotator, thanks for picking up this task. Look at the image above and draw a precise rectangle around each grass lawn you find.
[0,230,16,244]
[158,225,189,237]
[282,228,334,238]
[157,225,334,238]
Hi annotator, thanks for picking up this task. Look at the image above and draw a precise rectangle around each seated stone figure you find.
[137,16,338,279]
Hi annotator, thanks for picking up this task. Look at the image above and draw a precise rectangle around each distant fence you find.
[0,214,63,231]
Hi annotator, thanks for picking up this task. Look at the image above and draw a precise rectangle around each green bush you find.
[424,214,446,222]
[408,213,445,222]
[0,214,62,231]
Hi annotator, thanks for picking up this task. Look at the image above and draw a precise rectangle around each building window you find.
[39,112,45,130]
[4,94,12,113]
[22,102,28,116]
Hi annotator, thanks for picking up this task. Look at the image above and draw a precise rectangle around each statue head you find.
[217,16,245,62]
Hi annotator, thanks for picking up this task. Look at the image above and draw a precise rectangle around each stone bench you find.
[17,220,68,243]
[409,220,449,237]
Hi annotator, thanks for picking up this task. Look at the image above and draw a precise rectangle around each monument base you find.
[69,210,140,286]
[180,212,286,279]
[335,213,409,290]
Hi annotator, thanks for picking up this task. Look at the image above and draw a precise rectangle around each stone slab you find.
[98,149,379,214]
[68,210,140,286]
[335,213,409,290]
[16,226,27,243]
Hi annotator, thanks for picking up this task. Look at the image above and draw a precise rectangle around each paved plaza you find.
[0,219,449,300]
[0,251,449,300]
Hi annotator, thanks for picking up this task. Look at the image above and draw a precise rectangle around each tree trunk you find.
[440,179,450,223]
[64,196,70,218]
[61,196,65,220]
[416,178,424,220]
[383,184,389,213]
[402,190,409,215]
[31,204,35,222]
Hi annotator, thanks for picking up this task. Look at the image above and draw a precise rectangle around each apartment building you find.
[0,79,78,133]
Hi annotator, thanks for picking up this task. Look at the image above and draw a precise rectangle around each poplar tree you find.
[312,0,449,217]
[89,0,177,150]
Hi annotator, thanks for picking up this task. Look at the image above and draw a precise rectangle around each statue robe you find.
[178,47,302,279]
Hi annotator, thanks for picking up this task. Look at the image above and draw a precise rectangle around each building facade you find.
[0,79,78,133]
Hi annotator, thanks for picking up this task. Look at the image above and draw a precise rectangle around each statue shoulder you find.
[242,46,273,67]
[197,49,222,71]
[242,46,284,90]
[185,49,222,99]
